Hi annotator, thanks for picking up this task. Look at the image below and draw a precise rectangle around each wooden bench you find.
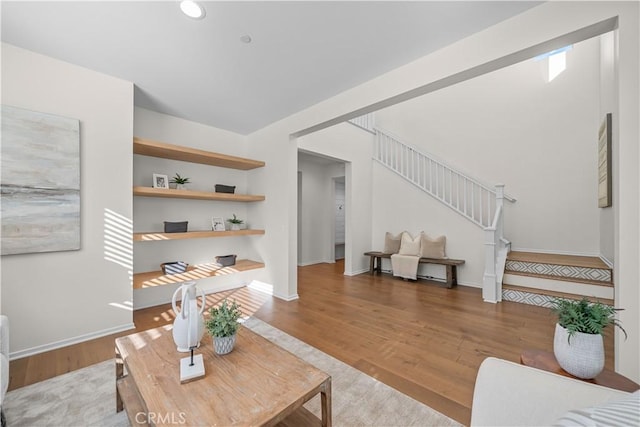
[364,251,465,288]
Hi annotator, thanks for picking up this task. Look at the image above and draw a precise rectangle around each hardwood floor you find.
[8,261,614,426]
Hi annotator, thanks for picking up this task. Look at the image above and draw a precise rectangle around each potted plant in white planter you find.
[228,214,244,231]
[205,299,242,355]
[170,173,190,190]
[551,297,626,379]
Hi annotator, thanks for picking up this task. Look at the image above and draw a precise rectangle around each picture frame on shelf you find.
[212,217,225,231]
[153,173,169,189]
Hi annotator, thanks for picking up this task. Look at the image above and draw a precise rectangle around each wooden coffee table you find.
[520,349,639,393]
[116,324,331,426]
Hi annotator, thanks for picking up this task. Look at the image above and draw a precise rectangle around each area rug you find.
[3,318,460,426]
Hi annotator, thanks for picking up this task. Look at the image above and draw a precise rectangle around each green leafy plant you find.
[228,214,243,225]
[551,297,626,341]
[205,299,242,338]
[170,173,190,185]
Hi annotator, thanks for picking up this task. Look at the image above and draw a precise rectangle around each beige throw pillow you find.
[398,232,421,256]
[382,232,403,254]
[420,233,446,259]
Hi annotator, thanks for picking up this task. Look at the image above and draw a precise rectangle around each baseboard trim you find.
[510,247,600,258]
[457,280,482,289]
[273,293,299,301]
[9,322,136,361]
[298,260,331,267]
[344,268,369,276]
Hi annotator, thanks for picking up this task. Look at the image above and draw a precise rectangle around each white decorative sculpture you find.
[171,281,205,352]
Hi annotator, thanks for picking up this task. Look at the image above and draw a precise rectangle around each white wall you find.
[598,32,616,265]
[334,179,346,259]
[372,165,485,286]
[133,108,263,308]
[375,36,601,257]
[0,43,134,357]
[613,2,640,383]
[298,123,373,276]
[246,2,638,380]
[297,154,335,266]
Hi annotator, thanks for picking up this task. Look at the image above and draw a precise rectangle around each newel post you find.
[483,226,498,303]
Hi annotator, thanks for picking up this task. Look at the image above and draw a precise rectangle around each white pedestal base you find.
[180,354,205,383]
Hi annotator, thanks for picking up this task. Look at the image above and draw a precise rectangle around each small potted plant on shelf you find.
[169,173,190,190]
[228,214,244,231]
[550,297,626,379]
[205,299,242,355]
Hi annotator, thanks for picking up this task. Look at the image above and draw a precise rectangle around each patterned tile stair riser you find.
[505,260,611,283]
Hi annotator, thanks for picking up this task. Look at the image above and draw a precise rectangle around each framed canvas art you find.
[1,105,81,255]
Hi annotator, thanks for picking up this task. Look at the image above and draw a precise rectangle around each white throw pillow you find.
[420,233,447,259]
[382,231,403,254]
[553,390,639,427]
[398,232,421,256]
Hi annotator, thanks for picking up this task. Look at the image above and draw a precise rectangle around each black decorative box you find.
[215,254,237,267]
[161,261,189,275]
[215,184,236,194]
[164,221,188,233]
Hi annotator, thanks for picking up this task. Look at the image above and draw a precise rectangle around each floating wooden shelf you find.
[133,137,265,170]
[133,186,265,202]
[133,259,265,289]
[134,229,265,242]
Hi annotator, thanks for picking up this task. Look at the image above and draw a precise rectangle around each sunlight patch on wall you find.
[109,300,133,311]
[104,208,133,283]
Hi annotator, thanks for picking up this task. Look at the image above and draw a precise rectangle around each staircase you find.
[373,127,515,228]
[502,251,614,307]
[348,115,611,307]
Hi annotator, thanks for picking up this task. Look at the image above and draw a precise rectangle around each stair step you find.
[507,251,609,269]
[503,273,614,300]
[502,284,614,307]
[505,251,612,284]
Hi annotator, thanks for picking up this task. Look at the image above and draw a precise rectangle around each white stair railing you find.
[374,128,514,228]
[348,113,376,134]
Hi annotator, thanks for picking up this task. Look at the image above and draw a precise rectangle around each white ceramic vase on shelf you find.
[171,281,206,352]
[553,323,604,379]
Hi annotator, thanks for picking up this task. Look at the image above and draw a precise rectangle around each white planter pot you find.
[176,184,187,190]
[230,224,240,231]
[553,323,604,379]
[213,334,236,355]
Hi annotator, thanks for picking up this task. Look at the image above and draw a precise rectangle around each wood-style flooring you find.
[8,260,614,425]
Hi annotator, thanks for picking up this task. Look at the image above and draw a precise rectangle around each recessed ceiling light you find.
[240,35,252,44]
[180,0,206,20]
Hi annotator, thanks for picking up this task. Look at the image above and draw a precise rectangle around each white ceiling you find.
[1,1,540,135]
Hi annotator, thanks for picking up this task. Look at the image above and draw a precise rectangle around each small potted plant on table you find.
[170,173,190,190]
[205,299,242,355]
[551,297,626,379]
[228,214,244,231]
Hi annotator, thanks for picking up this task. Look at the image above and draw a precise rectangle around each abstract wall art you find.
[597,113,612,208]
[1,105,81,255]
